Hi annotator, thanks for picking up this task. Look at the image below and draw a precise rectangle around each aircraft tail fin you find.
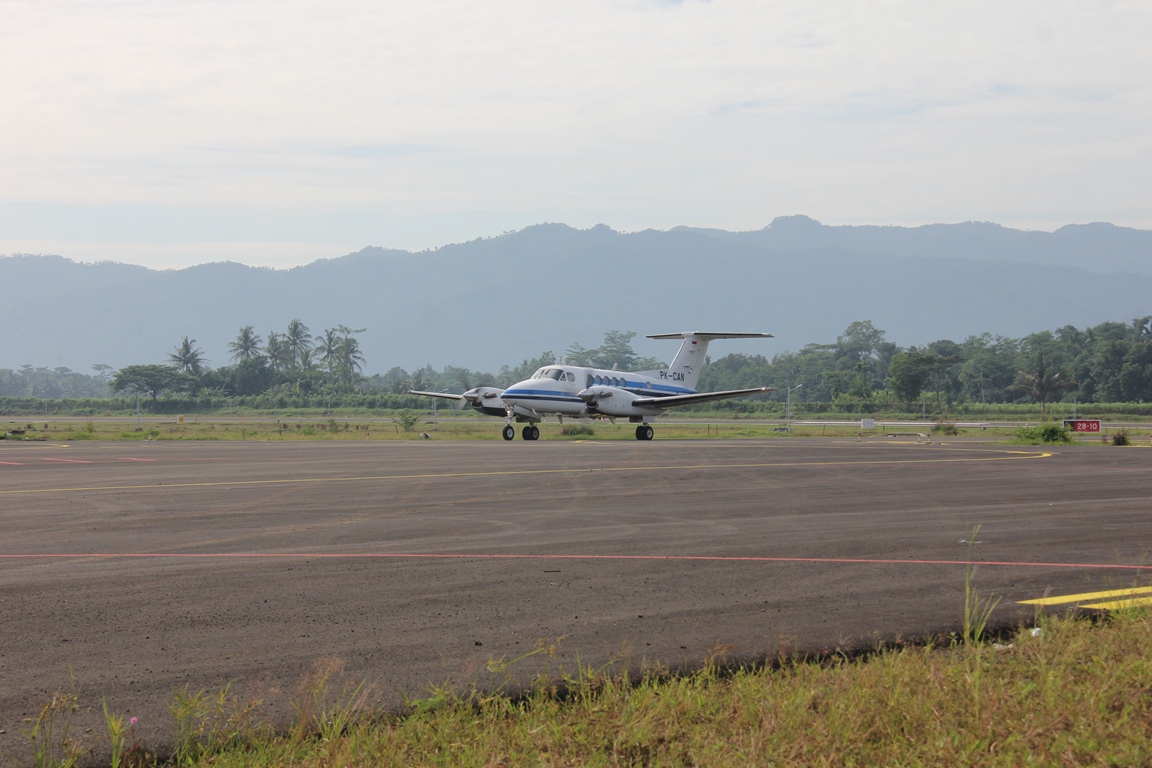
[646,332,774,391]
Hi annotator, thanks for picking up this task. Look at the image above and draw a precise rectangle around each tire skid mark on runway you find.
[0,449,1054,495]
[0,551,1146,571]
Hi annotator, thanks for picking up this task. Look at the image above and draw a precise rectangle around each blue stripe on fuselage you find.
[500,388,585,403]
[502,385,695,402]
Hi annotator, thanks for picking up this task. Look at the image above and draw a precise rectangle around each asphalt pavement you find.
[2,436,1150,759]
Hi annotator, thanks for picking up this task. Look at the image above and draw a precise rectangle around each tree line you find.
[695,317,1152,417]
[6,319,1152,416]
[108,320,366,400]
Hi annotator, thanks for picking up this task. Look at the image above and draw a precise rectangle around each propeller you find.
[464,387,501,404]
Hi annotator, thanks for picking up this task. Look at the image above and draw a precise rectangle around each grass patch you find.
[9,416,1134,443]
[191,609,1152,767]
[25,608,1152,767]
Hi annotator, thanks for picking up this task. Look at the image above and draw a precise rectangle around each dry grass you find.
[182,608,1152,767]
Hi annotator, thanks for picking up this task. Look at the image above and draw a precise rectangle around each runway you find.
[2,437,1150,755]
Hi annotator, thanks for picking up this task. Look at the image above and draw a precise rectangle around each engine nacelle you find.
[577,385,650,418]
[462,386,508,417]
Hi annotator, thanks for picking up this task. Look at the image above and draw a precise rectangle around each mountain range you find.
[4,215,1150,374]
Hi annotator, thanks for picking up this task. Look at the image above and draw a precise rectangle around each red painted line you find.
[39,458,92,464]
[0,461,24,466]
[0,552,1148,571]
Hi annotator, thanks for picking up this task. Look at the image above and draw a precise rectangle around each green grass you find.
[182,608,1152,766]
[3,415,1071,443]
[31,607,1152,767]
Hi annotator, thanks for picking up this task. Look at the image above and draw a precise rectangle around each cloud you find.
[0,0,1149,266]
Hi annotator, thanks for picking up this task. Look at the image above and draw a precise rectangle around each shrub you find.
[1111,428,1131,446]
[559,424,595,437]
[393,411,421,432]
[1014,423,1073,444]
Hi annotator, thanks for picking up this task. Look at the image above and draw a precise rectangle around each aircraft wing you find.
[409,387,509,416]
[408,390,466,401]
[632,387,775,410]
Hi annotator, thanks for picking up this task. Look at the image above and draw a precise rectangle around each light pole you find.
[432,389,449,431]
[135,390,153,432]
[786,384,803,427]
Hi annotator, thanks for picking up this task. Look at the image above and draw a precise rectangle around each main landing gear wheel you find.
[502,425,515,441]
[635,425,654,441]
[523,425,540,441]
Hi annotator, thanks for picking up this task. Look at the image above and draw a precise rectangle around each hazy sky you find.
[2,0,1149,269]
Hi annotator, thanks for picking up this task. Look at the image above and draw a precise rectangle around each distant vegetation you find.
[6,317,1152,418]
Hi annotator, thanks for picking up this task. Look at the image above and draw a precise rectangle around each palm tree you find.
[228,326,263,363]
[168,337,206,376]
[296,347,317,372]
[264,332,291,373]
[318,325,366,389]
[337,335,365,384]
[317,328,342,375]
[405,366,432,393]
[285,318,312,371]
[1012,351,1076,419]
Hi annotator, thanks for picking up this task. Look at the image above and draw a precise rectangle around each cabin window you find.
[586,374,594,387]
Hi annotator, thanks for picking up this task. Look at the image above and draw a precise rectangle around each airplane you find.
[410,332,775,441]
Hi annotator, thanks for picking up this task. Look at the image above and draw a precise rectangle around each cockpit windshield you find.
[531,367,565,380]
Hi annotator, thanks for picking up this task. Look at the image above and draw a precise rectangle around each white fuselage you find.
[418,332,774,440]
[498,365,693,421]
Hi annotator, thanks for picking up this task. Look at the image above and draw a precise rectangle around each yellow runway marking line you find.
[1019,585,1152,607]
[1080,596,1152,610]
[0,449,1053,496]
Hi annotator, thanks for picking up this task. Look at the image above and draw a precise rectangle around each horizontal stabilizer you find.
[633,386,776,410]
[647,332,774,340]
